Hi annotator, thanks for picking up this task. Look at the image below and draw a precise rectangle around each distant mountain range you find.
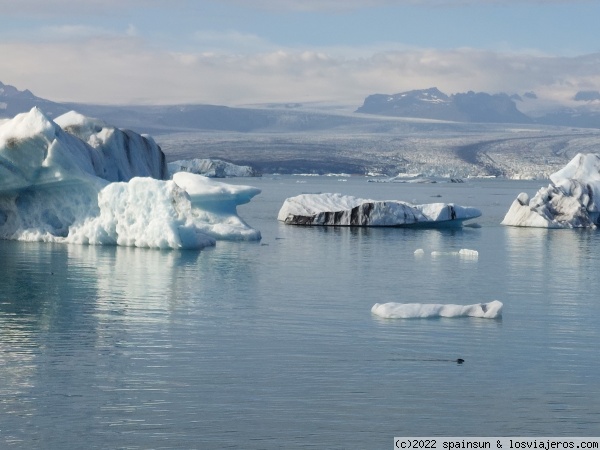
[1,81,599,132]
[0,81,371,135]
[0,81,71,119]
[356,87,532,124]
[356,87,600,127]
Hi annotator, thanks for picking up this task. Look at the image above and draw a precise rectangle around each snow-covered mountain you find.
[356,87,600,128]
[356,88,532,124]
[1,81,599,134]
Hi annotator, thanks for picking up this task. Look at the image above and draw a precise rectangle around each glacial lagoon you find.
[1,176,600,449]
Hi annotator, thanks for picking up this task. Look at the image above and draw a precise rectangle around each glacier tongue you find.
[0,108,261,249]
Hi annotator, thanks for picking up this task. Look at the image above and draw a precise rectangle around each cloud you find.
[191,30,276,54]
[2,0,591,16]
[214,0,594,11]
[0,33,598,107]
[0,0,183,16]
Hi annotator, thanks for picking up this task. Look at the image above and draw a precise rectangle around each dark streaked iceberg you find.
[277,193,481,227]
[502,153,600,228]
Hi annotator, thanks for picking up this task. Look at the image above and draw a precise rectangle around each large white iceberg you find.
[371,301,503,319]
[502,153,600,228]
[0,108,261,249]
[278,193,481,227]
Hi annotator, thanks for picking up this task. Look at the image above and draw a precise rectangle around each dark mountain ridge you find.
[1,81,599,132]
[356,88,533,124]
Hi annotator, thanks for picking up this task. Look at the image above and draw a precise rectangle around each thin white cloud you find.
[0,34,598,108]
[0,0,591,16]
[191,30,276,54]
[40,25,122,39]
[216,0,594,11]
[0,0,181,16]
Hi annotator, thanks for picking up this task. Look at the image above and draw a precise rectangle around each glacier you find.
[277,193,481,227]
[371,301,503,319]
[502,153,600,228]
[0,108,261,249]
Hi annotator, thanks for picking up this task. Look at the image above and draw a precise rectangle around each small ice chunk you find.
[371,300,503,319]
[430,249,478,258]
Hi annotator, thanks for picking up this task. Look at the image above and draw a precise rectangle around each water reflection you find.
[0,240,263,447]
[504,227,600,300]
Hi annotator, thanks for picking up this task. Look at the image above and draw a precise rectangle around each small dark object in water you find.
[456,358,464,364]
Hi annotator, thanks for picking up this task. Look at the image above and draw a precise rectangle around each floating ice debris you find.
[430,249,479,258]
[414,248,425,255]
[371,300,503,319]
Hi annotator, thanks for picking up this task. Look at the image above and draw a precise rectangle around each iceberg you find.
[371,300,503,319]
[277,193,481,227]
[55,110,168,182]
[0,108,261,249]
[502,153,600,228]
[168,158,260,178]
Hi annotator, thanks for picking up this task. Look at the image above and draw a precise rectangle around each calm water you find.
[1,177,600,449]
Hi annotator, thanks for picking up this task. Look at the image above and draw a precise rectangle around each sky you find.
[0,0,599,108]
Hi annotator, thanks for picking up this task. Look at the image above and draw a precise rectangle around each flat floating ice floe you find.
[415,248,479,258]
[371,300,503,319]
[278,193,481,227]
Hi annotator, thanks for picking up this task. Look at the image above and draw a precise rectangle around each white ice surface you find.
[168,158,258,178]
[502,153,600,228]
[371,300,503,319]
[430,248,479,258]
[55,110,167,181]
[0,108,261,249]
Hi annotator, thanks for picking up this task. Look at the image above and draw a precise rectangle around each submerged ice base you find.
[278,193,481,227]
[0,108,261,249]
[371,300,503,319]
